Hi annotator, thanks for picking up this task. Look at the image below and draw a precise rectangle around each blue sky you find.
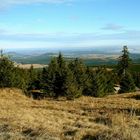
[0,0,140,50]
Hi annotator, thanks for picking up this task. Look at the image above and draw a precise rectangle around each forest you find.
[0,46,139,100]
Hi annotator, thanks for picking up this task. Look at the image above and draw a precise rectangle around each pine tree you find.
[42,53,83,99]
[117,46,136,93]
[64,68,82,100]
[119,72,136,93]
[44,57,60,97]
[41,67,48,90]
[28,65,41,90]
[12,67,29,92]
[43,53,68,98]
[117,46,131,77]
[0,55,29,91]
[94,67,107,97]
[84,67,114,97]
[105,71,115,94]
[69,58,87,93]
[0,57,15,87]
[82,67,94,96]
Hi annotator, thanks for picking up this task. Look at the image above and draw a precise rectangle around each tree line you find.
[0,46,138,99]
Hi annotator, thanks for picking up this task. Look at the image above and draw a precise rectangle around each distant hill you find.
[6,51,140,66]
[8,52,56,64]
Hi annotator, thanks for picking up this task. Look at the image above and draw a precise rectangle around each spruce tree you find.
[105,71,115,94]
[119,72,136,93]
[0,55,29,91]
[44,57,63,98]
[69,58,87,93]
[12,67,29,92]
[43,53,68,98]
[117,46,131,77]
[117,46,136,93]
[0,57,15,87]
[82,67,94,96]
[28,65,41,90]
[64,67,82,100]
[84,67,114,97]
[42,53,83,99]
[94,67,107,97]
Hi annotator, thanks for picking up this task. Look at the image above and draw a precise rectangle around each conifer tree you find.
[84,67,114,97]
[94,67,108,97]
[44,57,62,98]
[117,46,136,93]
[104,71,115,94]
[0,55,29,91]
[42,53,82,99]
[12,67,29,91]
[0,57,15,87]
[41,67,48,90]
[64,67,82,100]
[28,65,41,90]
[43,53,67,98]
[82,67,94,96]
[68,58,87,93]
[117,46,131,77]
[119,72,136,93]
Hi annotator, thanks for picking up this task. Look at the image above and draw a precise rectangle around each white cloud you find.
[0,0,73,8]
[0,26,140,50]
[0,29,7,34]
[101,23,124,31]
[0,29,140,43]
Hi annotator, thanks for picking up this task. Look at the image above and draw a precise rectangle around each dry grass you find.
[0,88,140,140]
[15,64,48,69]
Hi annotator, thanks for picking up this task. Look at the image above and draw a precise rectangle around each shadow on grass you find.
[129,94,140,100]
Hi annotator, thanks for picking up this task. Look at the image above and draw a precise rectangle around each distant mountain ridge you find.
[5,50,140,66]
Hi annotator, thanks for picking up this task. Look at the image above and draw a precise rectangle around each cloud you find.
[0,29,8,34]
[0,29,140,43]
[0,30,140,50]
[0,0,73,8]
[101,23,124,31]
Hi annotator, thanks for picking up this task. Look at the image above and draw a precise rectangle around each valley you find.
[6,50,140,71]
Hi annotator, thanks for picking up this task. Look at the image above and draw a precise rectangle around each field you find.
[0,88,140,140]
[15,64,48,69]
[90,64,140,72]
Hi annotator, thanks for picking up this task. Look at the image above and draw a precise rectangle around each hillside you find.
[8,51,140,66]
[0,88,140,140]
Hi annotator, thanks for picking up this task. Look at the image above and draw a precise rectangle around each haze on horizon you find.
[0,0,140,51]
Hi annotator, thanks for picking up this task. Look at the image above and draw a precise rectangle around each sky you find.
[0,0,140,51]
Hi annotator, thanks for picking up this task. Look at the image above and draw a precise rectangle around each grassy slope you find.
[0,88,140,140]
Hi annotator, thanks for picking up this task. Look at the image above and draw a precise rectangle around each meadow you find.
[0,88,140,140]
